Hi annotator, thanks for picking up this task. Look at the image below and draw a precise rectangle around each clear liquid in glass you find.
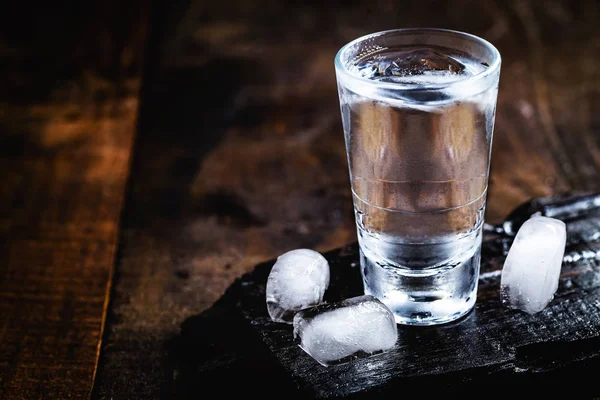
[338,45,498,325]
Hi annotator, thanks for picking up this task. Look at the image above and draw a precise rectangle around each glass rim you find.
[334,28,501,92]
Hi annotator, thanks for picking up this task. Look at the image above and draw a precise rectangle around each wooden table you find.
[1,0,599,398]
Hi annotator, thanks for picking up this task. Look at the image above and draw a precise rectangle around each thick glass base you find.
[359,229,481,326]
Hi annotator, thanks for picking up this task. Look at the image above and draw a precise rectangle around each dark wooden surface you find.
[1,0,600,398]
[177,200,600,397]
[95,0,600,398]
[0,2,149,398]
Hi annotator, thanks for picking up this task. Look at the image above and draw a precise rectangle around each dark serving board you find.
[174,194,600,398]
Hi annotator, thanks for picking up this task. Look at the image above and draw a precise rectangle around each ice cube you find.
[293,295,397,366]
[356,49,466,81]
[266,249,330,323]
[392,49,466,74]
[500,216,567,314]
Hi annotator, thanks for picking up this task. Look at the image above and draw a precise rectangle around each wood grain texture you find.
[225,198,600,398]
[178,208,600,398]
[0,2,149,398]
[94,0,600,398]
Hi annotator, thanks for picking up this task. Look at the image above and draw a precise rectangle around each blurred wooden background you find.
[0,0,599,398]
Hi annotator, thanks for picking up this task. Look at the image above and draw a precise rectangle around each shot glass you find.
[335,29,501,325]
